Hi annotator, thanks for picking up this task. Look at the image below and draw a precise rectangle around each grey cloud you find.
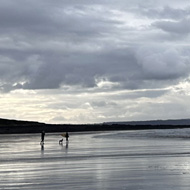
[0,1,52,31]
[91,101,118,108]
[0,1,121,39]
[116,89,169,100]
[136,46,190,80]
[1,45,190,92]
[139,6,190,20]
[153,18,190,35]
[22,49,135,90]
[0,0,190,93]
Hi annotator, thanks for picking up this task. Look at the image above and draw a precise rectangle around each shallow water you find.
[1,130,190,189]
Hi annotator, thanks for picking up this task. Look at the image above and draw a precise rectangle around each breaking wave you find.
[93,128,190,139]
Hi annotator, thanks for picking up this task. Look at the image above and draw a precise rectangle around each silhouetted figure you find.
[41,131,45,144]
[65,132,69,141]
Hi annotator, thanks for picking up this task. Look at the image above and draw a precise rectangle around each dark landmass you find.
[0,118,190,134]
[105,119,190,126]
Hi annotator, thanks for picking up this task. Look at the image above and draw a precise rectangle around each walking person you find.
[41,131,45,144]
[59,132,69,145]
[65,132,69,142]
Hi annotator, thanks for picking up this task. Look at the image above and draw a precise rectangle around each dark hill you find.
[0,118,190,134]
[105,119,190,126]
[0,118,44,126]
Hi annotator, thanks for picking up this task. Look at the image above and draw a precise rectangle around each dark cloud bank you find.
[0,0,189,93]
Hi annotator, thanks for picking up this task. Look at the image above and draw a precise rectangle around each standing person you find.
[65,132,69,142]
[41,131,45,144]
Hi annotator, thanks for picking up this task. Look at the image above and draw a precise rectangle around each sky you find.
[0,0,190,124]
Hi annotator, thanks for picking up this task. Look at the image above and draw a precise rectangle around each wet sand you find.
[1,130,190,189]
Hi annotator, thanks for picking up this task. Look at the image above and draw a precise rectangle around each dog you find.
[59,138,63,144]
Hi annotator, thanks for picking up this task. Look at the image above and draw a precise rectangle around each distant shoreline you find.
[1,124,190,134]
[0,117,190,134]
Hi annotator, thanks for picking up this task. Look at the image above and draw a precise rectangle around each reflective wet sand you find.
[1,130,190,189]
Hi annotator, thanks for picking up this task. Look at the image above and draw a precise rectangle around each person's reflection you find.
[41,144,44,156]
[65,141,69,153]
[66,141,69,149]
[59,141,69,152]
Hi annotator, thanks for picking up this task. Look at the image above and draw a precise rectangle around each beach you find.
[1,129,190,189]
